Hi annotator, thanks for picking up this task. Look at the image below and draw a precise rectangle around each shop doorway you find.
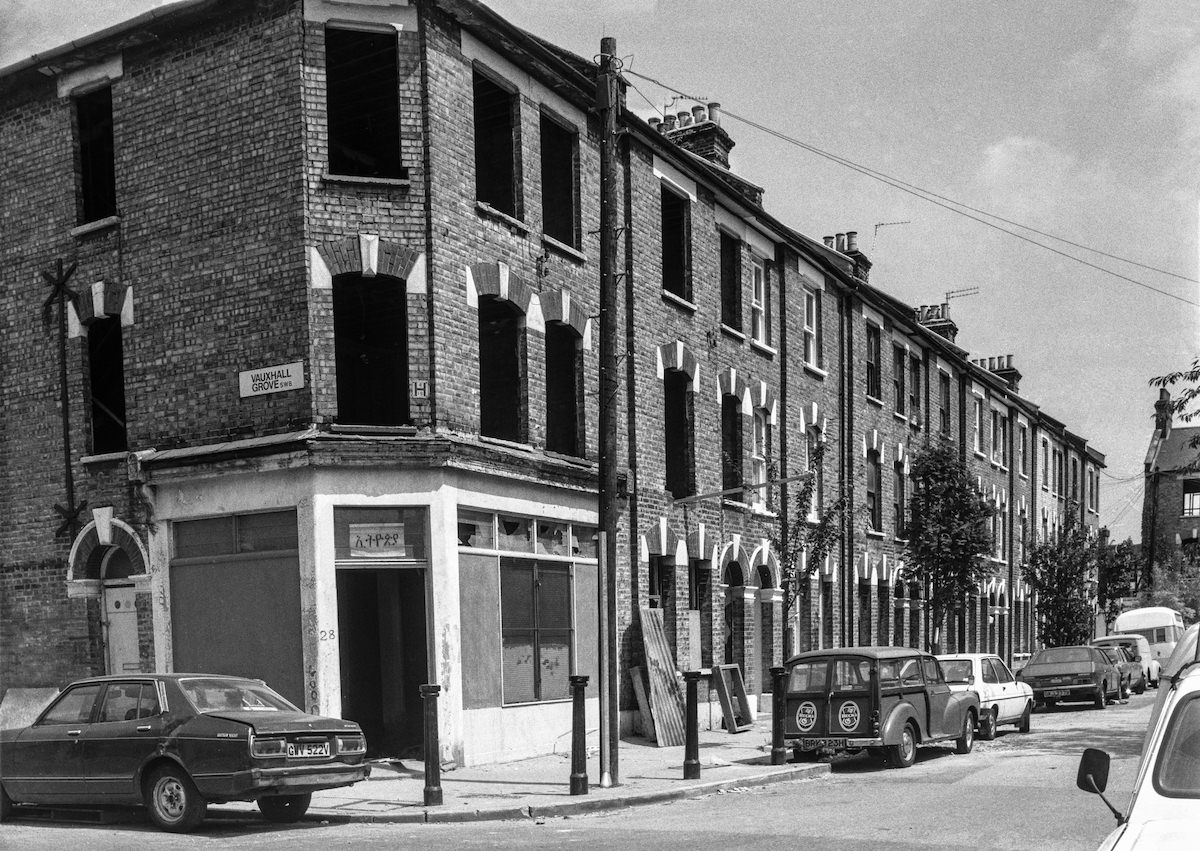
[336,568,428,758]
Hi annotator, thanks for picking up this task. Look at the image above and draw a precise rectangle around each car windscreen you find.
[941,660,973,683]
[178,678,298,713]
[1155,693,1200,797]
[1032,647,1091,664]
[787,661,828,692]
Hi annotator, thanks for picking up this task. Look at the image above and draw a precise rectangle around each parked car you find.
[0,674,370,832]
[937,653,1034,739]
[1092,634,1160,689]
[1016,646,1121,709]
[1096,645,1143,698]
[782,646,980,768]
[1077,623,1200,849]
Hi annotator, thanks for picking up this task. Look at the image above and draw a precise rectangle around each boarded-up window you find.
[545,322,582,456]
[325,28,402,179]
[664,369,694,499]
[719,232,741,329]
[333,273,409,426]
[500,560,572,704]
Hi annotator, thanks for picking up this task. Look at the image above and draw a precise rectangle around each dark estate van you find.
[782,646,981,768]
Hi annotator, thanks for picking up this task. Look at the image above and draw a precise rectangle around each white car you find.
[1078,623,1200,850]
[938,653,1034,739]
[1091,634,1161,689]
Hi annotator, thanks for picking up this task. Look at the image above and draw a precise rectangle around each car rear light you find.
[336,735,366,755]
[1075,675,1094,685]
[251,735,288,758]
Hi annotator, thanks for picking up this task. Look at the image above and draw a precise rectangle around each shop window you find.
[664,369,694,498]
[501,560,572,704]
[661,185,691,299]
[473,69,520,218]
[325,27,402,179]
[478,295,525,442]
[865,324,881,399]
[720,231,741,330]
[545,321,583,456]
[332,273,410,426]
[174,510,299,560]
[87,316,127,453]
[457,510,495,548]
[75,86,116,223]
[721,394,743,495]
[866,449,882,532]
[540,112,578,247]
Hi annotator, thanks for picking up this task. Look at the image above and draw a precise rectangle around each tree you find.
[1150,356,1200,472]
[772,439,848,655]
[901,439,996,654]
[1096,535,1140,632]
[1138,553,1200,623]
[1023,514,1100,647]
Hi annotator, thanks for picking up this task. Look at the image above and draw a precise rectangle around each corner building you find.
[0,0,1102,766]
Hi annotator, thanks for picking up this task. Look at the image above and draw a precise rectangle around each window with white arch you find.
[751,408,769,510]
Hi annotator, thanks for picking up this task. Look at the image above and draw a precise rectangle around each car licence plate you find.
[1043,689,1070,698]
[288,742,330,758]
[801,737,845,750]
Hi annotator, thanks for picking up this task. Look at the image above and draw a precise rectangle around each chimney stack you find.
[1155,388,1174,437]
[662,100,737,169]
[914,303,958,344]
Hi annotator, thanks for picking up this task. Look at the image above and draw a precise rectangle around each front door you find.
[103,584,140,675]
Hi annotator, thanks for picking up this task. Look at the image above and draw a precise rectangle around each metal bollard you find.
[420,684,443,806]
[770,666,787,765]
[683,671,701,780]
[569,675,589,795]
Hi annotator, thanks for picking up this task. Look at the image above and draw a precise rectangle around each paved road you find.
[1,690,1154,850]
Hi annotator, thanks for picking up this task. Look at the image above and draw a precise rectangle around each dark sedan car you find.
[1016,646,1120,709]
[0,674,369,832]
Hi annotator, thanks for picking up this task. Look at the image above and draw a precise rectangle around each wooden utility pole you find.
[596,36,621,787]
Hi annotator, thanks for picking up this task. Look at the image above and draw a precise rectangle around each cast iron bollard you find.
[770,666,787,765]
[683,671,702,779]
[420,684,443,806]
[569,675,590,795]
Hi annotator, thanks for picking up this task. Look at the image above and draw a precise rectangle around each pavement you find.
[223,713,830,824]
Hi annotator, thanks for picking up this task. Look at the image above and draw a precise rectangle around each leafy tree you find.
[1024,514,1100,647]
[1138,553,1200,623]
[1096,535,1140,631]
[901,439,995,653]
[772,440,848,655]
[1150,356,1200,472]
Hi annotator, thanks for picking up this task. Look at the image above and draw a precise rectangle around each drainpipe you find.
[417,5,438,427]
[839,290,853,648]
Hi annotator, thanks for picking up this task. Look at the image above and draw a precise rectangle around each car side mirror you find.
[967,675,975,686]
[1076,748,1109,794]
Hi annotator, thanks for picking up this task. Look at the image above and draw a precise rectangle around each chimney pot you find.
[663,114,676,131]
[835,233,846,252]
[677,111,691,127]
[692,105,707,123]
[1007,354,1013,368]
[846,231,858,253]
[823,235,835,248]
[648,116,661,132]
[707,102,721,124]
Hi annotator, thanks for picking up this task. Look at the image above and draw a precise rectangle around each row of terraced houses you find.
[0,0,1104,766]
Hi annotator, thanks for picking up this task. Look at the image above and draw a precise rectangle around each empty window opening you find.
[721,395,743,495]
[479,295,525,442]
[545,321,583,456]
[539,113,578,247]
[333,273,410,426]
[473,70,520,217]
[88,316,127,453]
[661,186,690,299]
[75,86,116,223]
[664,369,694,499]
[325,28,402,179]
[720,232,741,329]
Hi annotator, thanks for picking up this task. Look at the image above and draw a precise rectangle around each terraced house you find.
[0,0,1103,766]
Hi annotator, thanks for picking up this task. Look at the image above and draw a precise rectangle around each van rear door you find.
[784,659,831,740]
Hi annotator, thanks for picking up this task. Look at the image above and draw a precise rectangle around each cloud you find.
[973,136,1113,227]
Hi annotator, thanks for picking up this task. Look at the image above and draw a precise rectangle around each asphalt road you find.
[1,690,1154,850]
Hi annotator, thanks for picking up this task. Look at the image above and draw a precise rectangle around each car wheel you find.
[258,793,312,823]
[0,783,13,822]
[1134,677,1146,695]
[978,708,998,741]
[1119,678,1130,701]
[888,723,917,769]
[1094,685,1106,710]
[145,764,207,833]
[955,711,975,754]
[1018,701,1032,733]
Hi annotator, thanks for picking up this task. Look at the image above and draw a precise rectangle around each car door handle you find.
[67,729,82,737]
[137,725,152,732]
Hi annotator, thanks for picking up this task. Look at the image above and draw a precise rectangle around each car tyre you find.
[978,708,998,741]
[1134,677,1146,696]
[1018,701,1032,733]
[0,782,13,822]
[145,764,207,833]
[888,723,917,769]
[1094,685,1107,710]
[1119,678,1130,701]
[258,793,312,823]
[955,710,975,754]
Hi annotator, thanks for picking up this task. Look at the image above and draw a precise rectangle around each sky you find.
[3,0,1198,542]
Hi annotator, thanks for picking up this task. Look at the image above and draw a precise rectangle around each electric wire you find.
[623,68,1200,308]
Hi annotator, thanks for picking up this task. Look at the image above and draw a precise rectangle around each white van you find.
[1112,607,1185,668]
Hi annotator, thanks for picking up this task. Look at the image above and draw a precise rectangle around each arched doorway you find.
[756,564,774,693]
[68,515,150,676]
[722,560,744,666]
